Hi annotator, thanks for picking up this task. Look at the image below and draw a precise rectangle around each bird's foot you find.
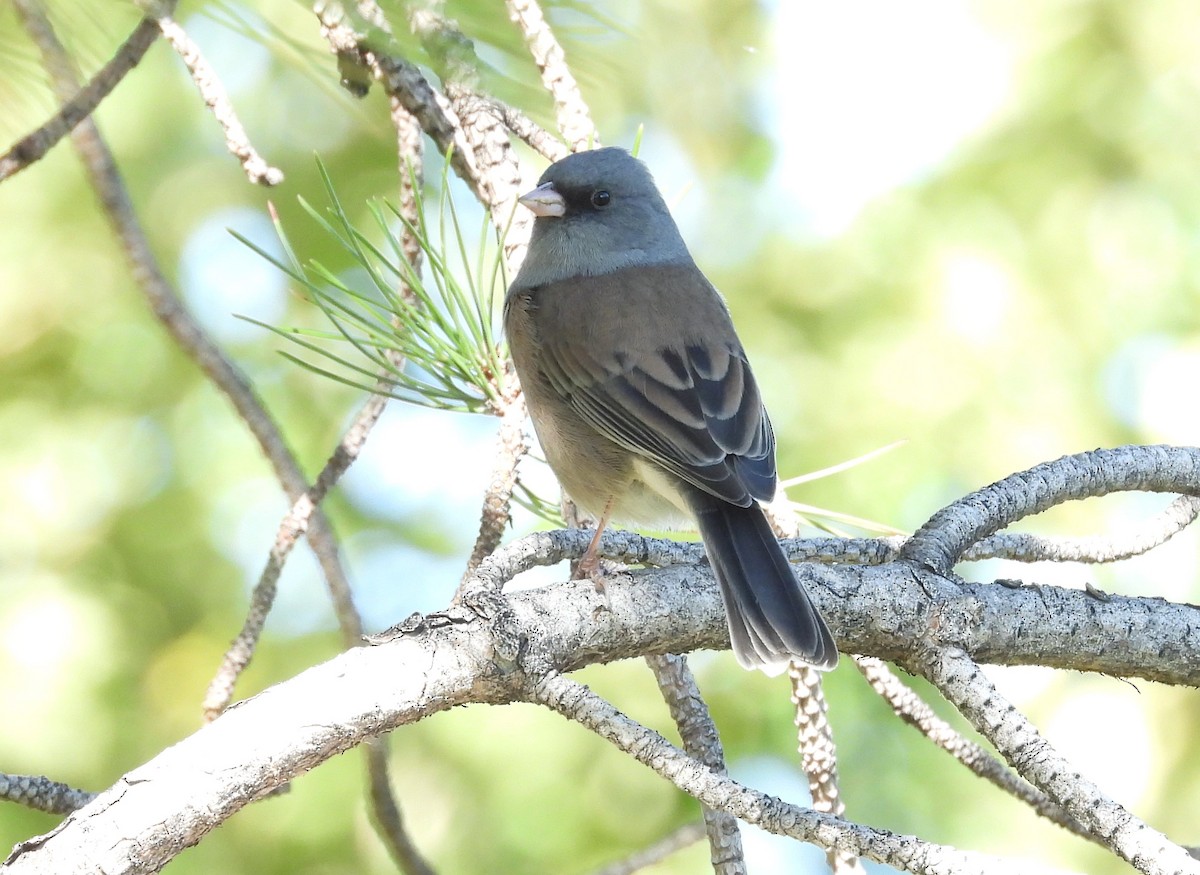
[573,549,601,583]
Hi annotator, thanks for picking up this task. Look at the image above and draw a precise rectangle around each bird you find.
[503,147,838,673]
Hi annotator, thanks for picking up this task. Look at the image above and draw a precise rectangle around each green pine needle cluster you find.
[236,158,511,415]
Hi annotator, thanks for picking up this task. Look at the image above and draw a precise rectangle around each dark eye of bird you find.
[590,190,611,208]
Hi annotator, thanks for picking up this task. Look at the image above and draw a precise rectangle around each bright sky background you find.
[766,0,1017,237]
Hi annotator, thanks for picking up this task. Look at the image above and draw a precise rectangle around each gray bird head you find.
[511,148,693,289]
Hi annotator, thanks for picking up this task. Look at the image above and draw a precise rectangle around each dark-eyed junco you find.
[504,147,837,673]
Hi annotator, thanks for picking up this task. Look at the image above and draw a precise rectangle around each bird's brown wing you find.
[533,271,777,507]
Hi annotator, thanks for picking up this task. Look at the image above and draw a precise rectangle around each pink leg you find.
[574,497,614,588]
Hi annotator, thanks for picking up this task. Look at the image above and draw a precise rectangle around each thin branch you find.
[323,0,538,612]
[901,445,1200,573]
[590,822,706,875]
[364,740,435,875]
[202,326,392,717]
[484,97,570,162]
[766,493,856,871]
[0,773,95,816]
[504,0,598,151]
[407,5,531,269]
[855,657,1090,839]
[312,7,535,867]
[12,0,358,728]
[963,494,1200,564]
[646,654,745,874]
[391,8,557,596]
[201,95,431,863]
[391,102,426,276]
[773,494,1200,568]
[0,8,167,183]
[202,428,374,718]
[790,664,863,874]
[914,647,1198,875]
[156,15,283,185]
[458,384,529,586]
[530,672,1078,875]
[315,3,482,198]
[355,100,433,875]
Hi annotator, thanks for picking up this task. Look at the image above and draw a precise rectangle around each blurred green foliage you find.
[1,0,1198,872]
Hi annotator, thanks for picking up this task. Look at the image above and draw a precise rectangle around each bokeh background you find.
[1,0,1198,872]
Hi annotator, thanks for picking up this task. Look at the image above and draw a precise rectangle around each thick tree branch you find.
[9,566,1118,873]
[463,525,1200,685]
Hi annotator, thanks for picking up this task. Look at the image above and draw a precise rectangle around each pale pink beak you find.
[518,181,566,218]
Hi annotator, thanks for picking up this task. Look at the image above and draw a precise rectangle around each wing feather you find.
[543,339,777,505]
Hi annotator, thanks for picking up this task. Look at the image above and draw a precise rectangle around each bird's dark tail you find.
[690,495,838,673]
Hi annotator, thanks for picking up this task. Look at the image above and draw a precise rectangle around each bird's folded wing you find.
[540,337,778,506]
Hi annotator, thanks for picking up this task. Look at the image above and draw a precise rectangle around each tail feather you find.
[691,495,838,673]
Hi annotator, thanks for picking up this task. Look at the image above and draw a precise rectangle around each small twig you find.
[457,384,530,588]
[390,104,425,275]
[589,822,706,875]
[408,7,531,270]
[766,494,855,871]
[790,664,862,874]
[484,97,569,162]
[0,773,96,816]
[315,3,482,198]
[530,672,1078,875]
[646,654,745,873]
[463,528,701,592]
[356,97,435,875]
[156,15,282,185]
[504,0,598,151]
[963,494,1200,564]
[364,740,435,875]
[901,445,1200,574]
[0,8,168,183]
[203,397,384,719]
[14,0,358,730]
[915,647,1199,875]
[855,657,1091,839]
